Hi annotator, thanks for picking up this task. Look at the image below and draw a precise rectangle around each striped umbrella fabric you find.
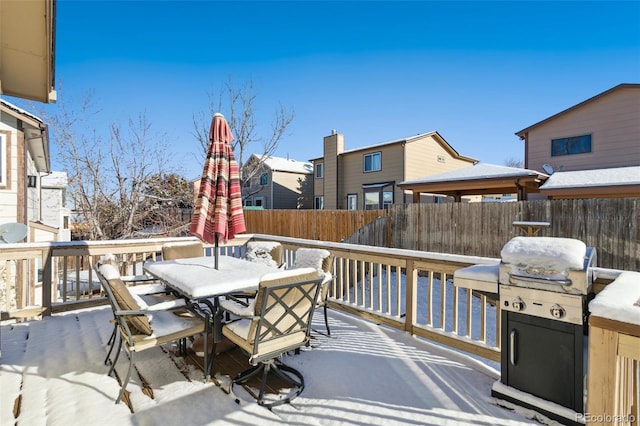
[190,113,246,247]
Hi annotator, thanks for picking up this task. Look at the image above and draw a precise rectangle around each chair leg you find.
[323,304,331,336]
[116,351,135,404]
[108,336,123,377]
[231,360,305,408]
[104,324,117,366]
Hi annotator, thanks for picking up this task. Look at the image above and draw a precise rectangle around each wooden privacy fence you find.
[243,209,387,242]
[244,198,639,270]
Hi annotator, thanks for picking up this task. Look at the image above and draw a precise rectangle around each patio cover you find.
[398,163,548,202]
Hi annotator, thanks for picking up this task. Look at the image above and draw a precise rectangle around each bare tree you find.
[504,157,524,168]
[38,90,182,240]
[192,78,294,198]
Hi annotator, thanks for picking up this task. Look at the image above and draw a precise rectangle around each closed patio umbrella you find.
[190,113,246,269]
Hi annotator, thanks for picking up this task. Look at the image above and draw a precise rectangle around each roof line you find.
[514,83,640,138]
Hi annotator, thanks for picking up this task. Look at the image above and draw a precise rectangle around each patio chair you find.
[245,241,284,268]
[290,248,334,336]
[97,254,170,366]
[218,267,323,408]
[161,240,204,260]
[95,262,209,404]
[227,241,285,305]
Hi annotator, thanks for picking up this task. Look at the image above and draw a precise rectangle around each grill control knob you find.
[550,304,565,319]
[512,297,526,311]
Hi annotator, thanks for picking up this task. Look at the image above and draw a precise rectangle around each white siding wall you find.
[0,119,19,224]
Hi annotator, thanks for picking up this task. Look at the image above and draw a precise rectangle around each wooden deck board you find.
[185,340,292,395]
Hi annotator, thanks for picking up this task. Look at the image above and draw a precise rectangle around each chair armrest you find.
[115,308,149,316]
[145,298,187,312]
[219,298,255,318]
[129,283,168,296]
[115,298,187,315]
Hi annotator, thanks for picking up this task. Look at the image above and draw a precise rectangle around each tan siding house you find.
[313,131,476,210]
[242,155,312,209]
[516,83,640,199]
[517,84,640,173]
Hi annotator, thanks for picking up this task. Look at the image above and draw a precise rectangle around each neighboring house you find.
[242,154,313,209]
[312,130,477,210]
[40,172,71,241]
[515,83,640,199]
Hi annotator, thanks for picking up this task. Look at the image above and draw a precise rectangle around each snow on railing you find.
[1,233,629,364]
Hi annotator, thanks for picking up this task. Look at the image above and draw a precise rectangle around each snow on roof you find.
[540,166,640,190]
[0,97,44,123]
[400,163,546,186]
[41,171,68,188]
[341,131,437,154]
[589,271,640,326]
[257,155,312,174]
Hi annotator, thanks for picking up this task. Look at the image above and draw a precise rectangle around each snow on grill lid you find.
[501,237,587,272]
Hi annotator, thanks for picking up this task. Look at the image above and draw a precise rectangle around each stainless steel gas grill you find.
[491,237,597,425]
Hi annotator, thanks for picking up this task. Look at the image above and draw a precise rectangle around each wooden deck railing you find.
[0,233,503,362]
[0,233,629,363]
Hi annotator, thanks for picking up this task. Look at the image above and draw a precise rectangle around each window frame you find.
[315,163,324,178]
[364,183,394,210]
[0,132,7,187]
[551,134,592,157]
[254,196,265,207]
[363,152,382,173]
[314,196,324,210]
[347,194,358,210]
[259,172,269,185]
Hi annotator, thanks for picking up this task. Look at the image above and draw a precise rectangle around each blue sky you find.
[13,1,640,179]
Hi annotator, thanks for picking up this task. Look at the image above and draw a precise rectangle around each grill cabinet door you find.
[501,311,584,412]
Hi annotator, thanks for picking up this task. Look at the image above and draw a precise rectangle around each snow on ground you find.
[1,306,540,425]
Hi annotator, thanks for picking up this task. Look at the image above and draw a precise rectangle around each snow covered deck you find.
[1,306,541,425]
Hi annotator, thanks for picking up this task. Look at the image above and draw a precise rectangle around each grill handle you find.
[508,273,572,286]
[510,330,517,366]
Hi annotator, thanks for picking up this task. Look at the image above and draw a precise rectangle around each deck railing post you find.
[42,248,52,316]
[404,260,418,333]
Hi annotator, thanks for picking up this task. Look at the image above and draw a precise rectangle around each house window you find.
[364,192,379,210]
[315,163,324,178]
[244,200,253,207]
[63,216,69,229]
[0,133,6,186]
[254,196,265,207]
[364,183,394,210]
[260,173,268,185]
[551,134,592,156]
[363,152,381,173]
[382,190,393,209]
[314,196,324,210]
[347,194,357,210]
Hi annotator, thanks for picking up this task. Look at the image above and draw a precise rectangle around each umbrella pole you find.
[214,236,219,270]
